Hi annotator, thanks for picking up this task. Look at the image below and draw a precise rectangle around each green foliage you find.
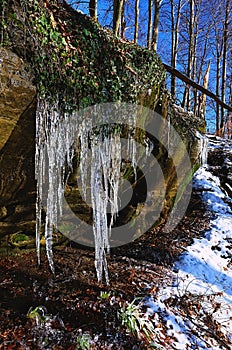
[27,306,49,325]
[76,333,92,350]
[117,298,165,349]
[98,290,111,299]
[1,0,165,112]
[12,233,29,243]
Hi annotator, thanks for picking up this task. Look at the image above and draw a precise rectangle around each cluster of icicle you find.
[35,99,137,283]
[196,130,208,165]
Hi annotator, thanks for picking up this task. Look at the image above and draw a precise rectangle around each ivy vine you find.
[1,0,166,112]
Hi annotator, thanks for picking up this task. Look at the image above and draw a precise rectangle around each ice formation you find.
[35,100,138,282]
[196,130,208,165]
[35,99,78,273]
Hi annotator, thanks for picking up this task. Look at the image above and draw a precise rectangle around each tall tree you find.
[121,0,126,38]
[214,21,223,134]
[151,0,162,51]
[197,60,211,119]
[89,0,97,19]
[181,0,198,110]
[170,0,183,97]
[134,0,140,43]
[147,0,153,49]
[210,0,232,135]
[220,0,230,132]
[113,0,124,36]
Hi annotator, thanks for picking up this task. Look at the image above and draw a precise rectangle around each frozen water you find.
[195,130,208,165]
[35,99,79,273]
[35,100,137,282]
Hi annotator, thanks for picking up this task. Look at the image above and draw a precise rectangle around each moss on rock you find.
[1,0,165,110]
[0,0,207,245]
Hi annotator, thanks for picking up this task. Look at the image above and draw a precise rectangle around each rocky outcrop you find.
[0,47,36,238]
[0,0,206,248]
[0,47,36,151]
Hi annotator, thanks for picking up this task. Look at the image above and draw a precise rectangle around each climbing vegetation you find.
[0,0,165,112]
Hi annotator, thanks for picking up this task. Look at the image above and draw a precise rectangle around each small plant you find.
[117,298,165,349]
[27,306,49,326]
[99,290,111,299]
[76,333,92,350]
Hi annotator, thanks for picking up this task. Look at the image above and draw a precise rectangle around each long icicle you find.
[35,101,137,282]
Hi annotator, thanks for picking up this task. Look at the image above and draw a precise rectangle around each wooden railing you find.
[163,63,232,113]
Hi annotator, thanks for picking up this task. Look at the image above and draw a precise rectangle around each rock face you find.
[0,48,36,150]
[0,47,36,238]
[0,0,206,247]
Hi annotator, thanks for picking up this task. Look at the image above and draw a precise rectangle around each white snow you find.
[147,139,232,349]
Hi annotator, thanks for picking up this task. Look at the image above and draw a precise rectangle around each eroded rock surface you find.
[0,1,206,247]
[0,47,36,150]
[0,48,36,238]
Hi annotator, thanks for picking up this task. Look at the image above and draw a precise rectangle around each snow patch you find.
[146,140,232,349]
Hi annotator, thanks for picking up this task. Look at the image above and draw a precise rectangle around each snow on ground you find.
[146,138,232,349]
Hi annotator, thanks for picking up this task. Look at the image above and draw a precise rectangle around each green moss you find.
[12,233,29,243]
[1,0,165,111]
[9,232,35,248]
[0,0,204,231]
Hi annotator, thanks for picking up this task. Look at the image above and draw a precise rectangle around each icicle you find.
[35,98,79,274]
[201,136,208,165]
[35,100,138,282]
[76,113,138,282]
[89,131,123,283]
[79,120,92,201]
[167,114,171,152]
[91,137,109,283]
[195,131,208,165]
[144,138,154,156]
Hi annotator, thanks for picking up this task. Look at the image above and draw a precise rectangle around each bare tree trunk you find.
[171,0,182,97]
[182,0,196,111]
[194,31,209,116]
[134,0,140,43]
[147,0,153,49]
[151,0,161,52]
[229,70,232,108]
[198,61,211,119]
[89,0,97,19]
[215,42,223,135]
[196,31,209,85]
[220,0,230,133]
[121,0,125,39]
[113,0,124,36]
[192,4,199,116]
[226,73,232,139]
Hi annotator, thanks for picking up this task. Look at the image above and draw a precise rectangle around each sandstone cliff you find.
[0,0,206,247]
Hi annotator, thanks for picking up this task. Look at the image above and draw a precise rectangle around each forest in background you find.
[68,0,232,135]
